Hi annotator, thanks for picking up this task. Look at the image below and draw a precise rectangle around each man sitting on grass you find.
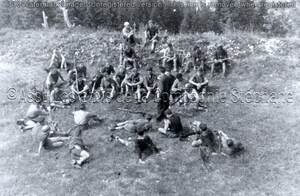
[191,123,218,154]
[44,68,66,93]
[158,109,183,138]
[211,45,229,78]
[72,104,105,130]
[69,128,90,168]
[143,66,157,102]
[135,127,160,164]
[123,68,144,103]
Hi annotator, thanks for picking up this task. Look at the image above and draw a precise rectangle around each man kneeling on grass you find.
[135,127,160,164]
[158,109,183,138]
[69,128,90,168]
[72,104,105,130]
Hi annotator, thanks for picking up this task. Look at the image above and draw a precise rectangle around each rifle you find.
[206,57,230,64]
[118,108,154,117]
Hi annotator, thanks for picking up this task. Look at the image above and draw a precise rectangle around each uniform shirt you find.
[146,26,158,40]
[72,110,92,126]
[168,115,183,134]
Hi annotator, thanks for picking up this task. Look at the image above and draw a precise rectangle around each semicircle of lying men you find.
[16,20,244,169]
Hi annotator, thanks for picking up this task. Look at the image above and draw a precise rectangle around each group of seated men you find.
[16,19,241,168]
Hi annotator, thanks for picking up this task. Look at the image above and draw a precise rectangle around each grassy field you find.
[0,28,300,195]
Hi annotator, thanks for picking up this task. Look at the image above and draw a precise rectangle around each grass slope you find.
[0,27,300,196]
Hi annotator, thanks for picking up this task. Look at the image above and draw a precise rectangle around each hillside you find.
[0,28,300,195]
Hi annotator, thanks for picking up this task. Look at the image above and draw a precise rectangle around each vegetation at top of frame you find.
[0,0,299,37]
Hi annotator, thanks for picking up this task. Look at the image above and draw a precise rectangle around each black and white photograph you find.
[0,0,299,195]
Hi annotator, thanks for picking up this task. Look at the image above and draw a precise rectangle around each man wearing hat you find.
[145,20,159,54]
[158,109,183,138]
[143,66,157,101]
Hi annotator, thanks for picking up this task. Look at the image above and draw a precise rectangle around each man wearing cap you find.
[145,20,159,54]
[212,45,228,78]
[72,104,105,130]
[143,66,157,101]
[123,68,144,103]
[158,109,183,138]
[156,67,174,121]
[135,126,160,164]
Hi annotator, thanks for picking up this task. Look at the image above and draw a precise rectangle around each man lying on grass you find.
[36,122,71,156]
[111,114,153,133]
[17,101,49,132]
[69,128,90,168]
[72,104,105,130]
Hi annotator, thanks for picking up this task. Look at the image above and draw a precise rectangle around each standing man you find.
[145,20,159,54]
[156,67,174,121]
